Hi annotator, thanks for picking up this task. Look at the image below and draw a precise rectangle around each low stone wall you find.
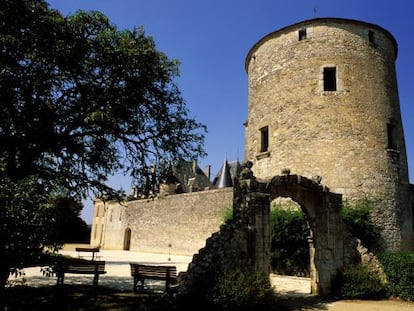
[99,188,233,255]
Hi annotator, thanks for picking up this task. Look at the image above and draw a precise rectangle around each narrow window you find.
[260,126,269,153]
[323,67,337,91]
[299,29,307,41]
[368,30,375,44]
[387,123,397,150]
[412,203,414,229]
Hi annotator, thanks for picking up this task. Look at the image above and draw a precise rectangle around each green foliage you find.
[270,206,309,276]
[210,267,274,310]
[0,162,89,286]
[46,196,90,243]
[332,264,388,299]
[379,252,414,301]
[0,0,205,288]
[221,206,233,224]
[0,0,206,199]
[342,197,382,251]
[0,167,51,286]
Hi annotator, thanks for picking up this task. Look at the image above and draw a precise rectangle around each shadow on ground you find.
[1,285,174,311]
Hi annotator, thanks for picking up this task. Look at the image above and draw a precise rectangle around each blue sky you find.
[45,0,413,223]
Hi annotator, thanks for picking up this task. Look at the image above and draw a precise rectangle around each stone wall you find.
[91,188,233,255]
[244,18,413,251]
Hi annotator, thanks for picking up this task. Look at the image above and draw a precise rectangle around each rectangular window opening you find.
[387,123,397,150]
[299,29,307,41]
[260,126,269,153]
[412,203,414,229]
[323,67,337,91]
[368,30,375,44]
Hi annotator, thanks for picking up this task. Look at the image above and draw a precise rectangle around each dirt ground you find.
[281,297,414,311]
[271,274,414,310]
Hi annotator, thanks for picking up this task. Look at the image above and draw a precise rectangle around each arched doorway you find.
[270,198,311,279]
[123,227,132,251]
[258,173,345,295]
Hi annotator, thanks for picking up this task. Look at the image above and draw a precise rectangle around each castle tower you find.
[244,18,413,251]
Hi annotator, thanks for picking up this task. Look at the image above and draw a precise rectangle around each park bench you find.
[55,259,106,287]
[130,263,177,293]
[75,247,100,260]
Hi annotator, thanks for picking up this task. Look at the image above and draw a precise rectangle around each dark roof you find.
[172,160,214,192]
[213,159,242,188]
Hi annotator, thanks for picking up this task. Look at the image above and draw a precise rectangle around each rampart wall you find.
[91,188,233,255]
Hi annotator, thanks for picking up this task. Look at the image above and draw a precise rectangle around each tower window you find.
[387,123,397,150]
[259,126,269,153]
[323,67,337,91]
[412,203,414,229]
[368,30,375,44]
[299,29,307,41]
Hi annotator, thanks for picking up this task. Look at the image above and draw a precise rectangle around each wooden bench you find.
[55,259,106,286]
[75,247,100,260]
[130,263,177,292]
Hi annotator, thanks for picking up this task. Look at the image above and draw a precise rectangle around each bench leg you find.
[133,276,138,291]
[133,277,145,291]
[56,272,64,285]
[93,274,99,287]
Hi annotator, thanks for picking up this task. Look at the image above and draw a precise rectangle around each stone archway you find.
[257,173,345,295]
[179,163,354,297]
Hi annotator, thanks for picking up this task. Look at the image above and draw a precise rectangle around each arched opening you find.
[123,227,132,251]
[264,174,344,295]
[269,197,312,293]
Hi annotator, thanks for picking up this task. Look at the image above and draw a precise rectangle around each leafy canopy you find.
[0,0,206,287]
[0,0,206,200]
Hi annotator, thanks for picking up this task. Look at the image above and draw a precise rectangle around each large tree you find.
[0,0,206,287]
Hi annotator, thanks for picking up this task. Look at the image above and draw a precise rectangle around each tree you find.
[0,0,206,288]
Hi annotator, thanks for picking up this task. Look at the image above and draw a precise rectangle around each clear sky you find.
[45,0,413,224]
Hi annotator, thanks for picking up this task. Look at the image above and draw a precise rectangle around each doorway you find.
[123,227,132,251]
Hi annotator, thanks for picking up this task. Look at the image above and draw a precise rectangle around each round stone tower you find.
[244,18,413,251]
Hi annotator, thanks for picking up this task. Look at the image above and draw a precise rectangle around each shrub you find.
[332,264,388,299]
[378,252,414,301]
[221,206,233,224]
[270,207,309,276]
[211,267,274,310]
[342,197,382,251]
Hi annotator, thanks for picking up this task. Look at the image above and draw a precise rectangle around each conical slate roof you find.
[214,158,234,188]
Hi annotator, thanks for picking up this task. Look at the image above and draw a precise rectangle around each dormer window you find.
[299,29,307,41]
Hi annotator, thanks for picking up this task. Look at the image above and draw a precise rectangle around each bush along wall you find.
[342,197,382,252]
[378,252,414,301]
[331,264,388,299]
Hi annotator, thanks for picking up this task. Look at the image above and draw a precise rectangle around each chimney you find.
[205,165,211,180]
[192,159,197,173]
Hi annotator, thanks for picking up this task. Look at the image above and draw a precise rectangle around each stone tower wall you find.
[244,18,413,250]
